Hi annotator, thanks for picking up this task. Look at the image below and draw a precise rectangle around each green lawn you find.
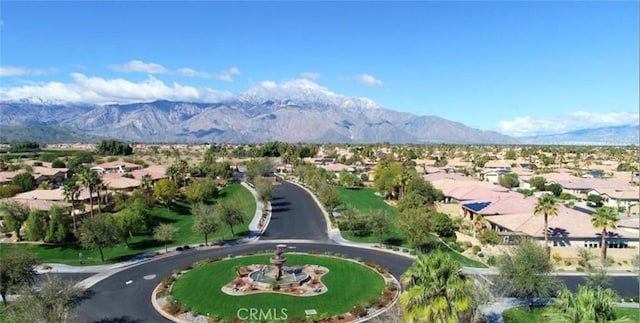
[335,186,487,268]
[336,187,406,246]
[503,306,639,323]
[171,254,386,320]
[0,183,256,266]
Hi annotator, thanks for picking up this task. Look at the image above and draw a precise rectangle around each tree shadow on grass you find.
[151,216,178,225]
[169,202,191,215]
[128,239,164,250]
[384,237,405,246]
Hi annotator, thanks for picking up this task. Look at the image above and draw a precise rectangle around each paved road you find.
[72,179,639,322]
[75,242,414,323]
[259,181,329,241]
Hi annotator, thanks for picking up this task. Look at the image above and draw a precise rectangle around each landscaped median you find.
[152,252,401,322]
[289,180,488,269]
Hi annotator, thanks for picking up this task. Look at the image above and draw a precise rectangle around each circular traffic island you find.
[156,252,398,322]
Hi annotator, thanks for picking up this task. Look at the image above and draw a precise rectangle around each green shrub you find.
[564,260,572,266]
[477,252,484,258]
[551,252,562,263]
[472,245,482,254]
[478,230,501,245]
[576,266,584,272]
[463,241,473,249]
[486,255,496,266]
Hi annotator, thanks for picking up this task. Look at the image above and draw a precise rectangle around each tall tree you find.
[0,201,31,241]
[396,207,433,248]
[591,206,619,261]
[215,201,245,237]
[46,205,72,244]
[62,178,81,231]
[153,178,179,206]
[11,172,36,192]
[254,176,274,204]
[4,275,83,323]
[116,205,148,248]
[153,223,177,253]
[0,249,38,304]
[496,239,558,309]
[534,193,559,255]
[25,209,48,241]
[140,173,154,203]
[368,209,390,247]
[192,203,219,246]
[317,184,341,212]
[399,251,477,322]
[77,168,101,217]
[76,214,120,263]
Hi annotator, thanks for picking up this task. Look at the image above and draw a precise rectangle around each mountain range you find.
[0,94,636,145]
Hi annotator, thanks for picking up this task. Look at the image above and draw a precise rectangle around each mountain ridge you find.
[0,98,516,144]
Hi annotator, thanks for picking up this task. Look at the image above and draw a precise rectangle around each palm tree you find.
[140,174,153,202]
[77,168,101,217]
[591,206,619,261]
[546,286,618,323]
[399,251,476,323]
[62,179,81,231]
[534,193,558,255]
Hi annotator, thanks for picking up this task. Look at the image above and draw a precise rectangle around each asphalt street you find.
[259,181,329,241]
[69,181,639,322]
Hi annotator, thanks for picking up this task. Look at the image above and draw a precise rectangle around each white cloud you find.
[213,66,241,82]
[0,73,232,104]
[498,111,640,137]
[301,72,320,80]
[259,80,278,89]
[108,60,168,74]
[356,74,383,87]
[0,66,57,76]
[111,61,240,81]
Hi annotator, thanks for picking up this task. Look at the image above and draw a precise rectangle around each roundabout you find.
[156,246,396,322]
[68,181,640,323]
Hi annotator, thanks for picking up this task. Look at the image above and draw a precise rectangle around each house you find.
[461,198,636,248]
[483,169,513,185]
[130,166,167,181]
[91,161,142,174]
[484,160,513,170]
[32,166,68,184]
[102,174,141,191]
[589,187,640,215]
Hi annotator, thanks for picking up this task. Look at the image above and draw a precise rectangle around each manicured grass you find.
[502,306,549,323]
[336,186,487,268]
[503,306,639,323]
[171,254,386,320]
[445,247,487,268]
[0,183,256,265]
[336,187,406,246]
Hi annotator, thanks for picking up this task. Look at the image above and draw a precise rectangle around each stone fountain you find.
[270,244,287,280]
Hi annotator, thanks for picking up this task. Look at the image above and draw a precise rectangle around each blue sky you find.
[0,1,638,136]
